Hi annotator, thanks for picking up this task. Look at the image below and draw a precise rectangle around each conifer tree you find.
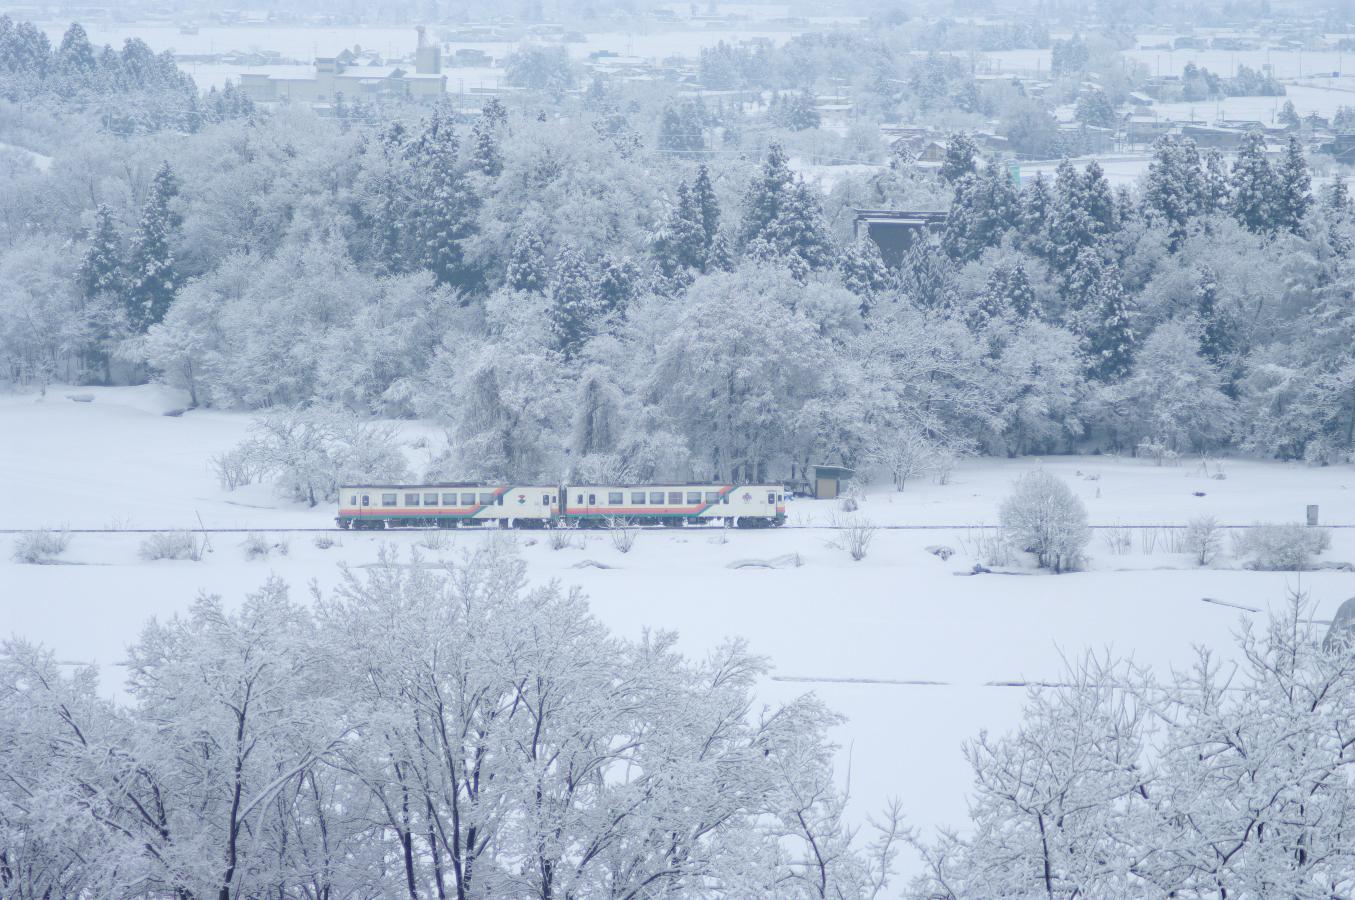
[1016,173,1051,255]
[899,242,958,310]
[691,164,720,247]
[1230,131,1277,233]
[595,254,639,316]
[1194,265,1233,365]
[940,132,978,183]
[739,143,795,246]
[548,248,599,356]
[1201,148,1231,216]
[1081,264,1135,381]
[506,227,548,292]
[739,144,834,273]
[1273,134,1312,235]
[125,161,180,332]
[1144,136,1204,248]
[78,204,122,302]
[839,237,891,315]
[408,108,480,288]
[470,117,503,176]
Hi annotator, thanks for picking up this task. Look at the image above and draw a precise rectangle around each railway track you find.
[1,523,1351,534]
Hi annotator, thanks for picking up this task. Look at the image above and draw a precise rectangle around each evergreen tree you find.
[1016,173,1051,255]
[691,164,720,247]
[78,204,122,302]
[470,117,503,176]
[838,237,891,315]
[940,132,979,183]
[1080,160,1117,237]
[739,144,834,273]
[1194,265,1234,365]
[506,227,548,292]
[1081,263,1135,381]
[54,22,96,93]
[1201,148,1230,216]
[1273,134,1312,235]
[482,97,508,129]
[548,248,599,356]
[408,108,480,288]
[1005,262,1037,319]
[943,159,1018,262]
[739,143,795,246]
[1062,245,1106,313]
[899,242,958,311]
[1046,159,1099,270]
[595,254,639,316]
[1278,99,1300,129]
[655,180,709,276]
[1230,131,1277,233]
[125,161,180,332]
[1144,136,1204,249]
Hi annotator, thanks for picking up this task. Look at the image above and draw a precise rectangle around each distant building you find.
[240,27,446,106]
[1181,124,1247,150]
[852,209,947,268]
[1124,115,1176,146]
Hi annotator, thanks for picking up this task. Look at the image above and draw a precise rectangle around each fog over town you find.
[5,0,1355,897]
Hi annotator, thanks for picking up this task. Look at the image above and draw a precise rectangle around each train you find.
[336,483,788,529]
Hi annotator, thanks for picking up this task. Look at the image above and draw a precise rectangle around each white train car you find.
[561,484,786,527]
[336,483,558,529]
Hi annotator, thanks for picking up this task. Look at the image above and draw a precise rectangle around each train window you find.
[669,491,682,504]
[631,491,646,504]
[381,493,397,506]
[722,495,729,504]
[705,492,720,503]
[442,493,456,505]
[588,494,596,505]
[349,495,357,505]
[542,494,550,505]
[649,491,664,504]
[424,493,439,506]
[576,494,583,503]
[405,493,420,506]
[778,493,784,502]
[361,495,370,506]
[496,495,503,505]
[461,492,476,505]
[686,491,701,504]
[479,493,494,505]
[768,492,775,504]
[609,492,624,504]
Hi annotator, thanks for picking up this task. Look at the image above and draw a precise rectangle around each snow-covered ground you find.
[3,386,1353,871]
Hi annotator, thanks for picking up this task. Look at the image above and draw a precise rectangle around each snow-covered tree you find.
[999,469,1090,572]
[124,161,180,332]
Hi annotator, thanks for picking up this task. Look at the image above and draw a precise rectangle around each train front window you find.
[542,494,550,505]
[768,492,776,504]
[461,492,475,505]
[479,493,494,505]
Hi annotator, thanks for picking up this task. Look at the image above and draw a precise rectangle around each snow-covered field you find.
[3,386,1353,869]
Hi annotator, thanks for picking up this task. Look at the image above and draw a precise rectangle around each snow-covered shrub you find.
[1102,525,1132,555]
[999,471,1090,573]
[241,532,271,560]
[1185,516,1222,565]
[211,447,261,490]
[605,517,639,554]
[139,532,202,562]
[1232,523,1331,571]
[1135,438,1178,466]
[827,513,877,561]
[416,531,451,551]
[12,528,70,564]
[547,521,577,551]
[313,534,336,550]
[960,525,1010,567]
[234,405,410,507]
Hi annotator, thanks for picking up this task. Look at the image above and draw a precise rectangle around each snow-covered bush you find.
[139,531,202,561]
[1101,524,1132,555]
[605,516,639,554]
[999,471,1090,573]
[211,447,261,490]
[1232,523,1331,571]
[547,520,577,551]
[1184,516,1222,565]
[241,533,288,560]
[415,531,451,551]
[12,528,70,564]
[234,405,410,507]
[313,534,336,550]
[960,525,1010,567]
[827,513,877,561]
